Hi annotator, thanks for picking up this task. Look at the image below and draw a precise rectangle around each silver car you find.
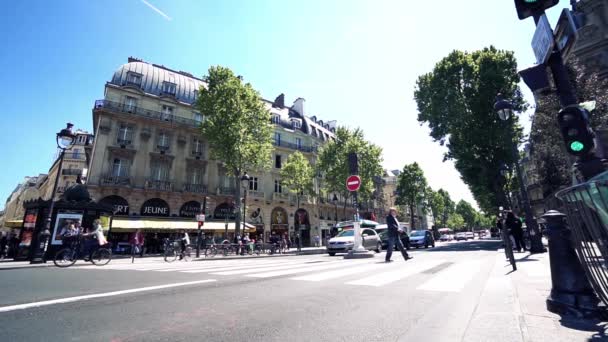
[327,228,382,256]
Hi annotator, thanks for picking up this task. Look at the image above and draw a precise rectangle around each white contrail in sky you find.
[140,0,172,21]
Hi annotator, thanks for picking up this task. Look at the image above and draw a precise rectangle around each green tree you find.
[280,152,314,239]
[456,200,476,229]
[317,127,383,217]
[195,66,273,236]
[395,162,428,229]
[447,213,465,231]
[437,189,455,227]
[530,58,608,197]
[414,47,525,213]
[426,187,445,227]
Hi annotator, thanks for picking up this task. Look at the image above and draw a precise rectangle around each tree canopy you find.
[280,151,314,208]
[395,162,428,229]
[455,200,477,229]
[195,65,273,235]
[414,47,525,213]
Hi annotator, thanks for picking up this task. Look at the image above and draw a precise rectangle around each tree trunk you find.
[296,195,301,250]
[233,170,241,239]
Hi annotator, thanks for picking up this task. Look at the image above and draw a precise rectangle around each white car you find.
[455,232,468,241]
[326,229,382,256]
[465,232,475,239]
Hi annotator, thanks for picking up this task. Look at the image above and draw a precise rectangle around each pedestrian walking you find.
[130,229,145,260]
[295,234,301,252]
[385,207,412,263]
[314,234,320,247]
[180,230,190,260]
[506,211,525,252]
[0,231,8,259]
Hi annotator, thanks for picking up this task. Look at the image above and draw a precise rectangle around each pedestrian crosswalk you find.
[70,256,486,292]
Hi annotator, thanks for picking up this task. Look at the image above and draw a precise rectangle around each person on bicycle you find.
[180,230,190,260]
[82,220,107,259]
[506,211,525,253]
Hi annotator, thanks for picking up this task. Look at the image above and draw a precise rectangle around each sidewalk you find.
[463,249,607,342]
[0,246,328,270]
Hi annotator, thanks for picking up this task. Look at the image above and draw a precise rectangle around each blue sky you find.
[0,0,566,210]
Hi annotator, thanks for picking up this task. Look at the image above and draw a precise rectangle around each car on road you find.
[455,232,468,241]
[327,228,382,256]
[378,230,410,250]
[465,232,475,240]
[409,230,435,248]
[439,234,452,242]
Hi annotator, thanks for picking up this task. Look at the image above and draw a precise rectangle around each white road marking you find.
[346,260,445,287]
[246,260,367,278]
[184,260,314,274]
[416,260,483,292]
[291,263,381,281]
[0,279,216,313]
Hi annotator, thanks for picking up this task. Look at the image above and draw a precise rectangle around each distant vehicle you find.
[455,232,468,241]
[439,234,452,242]
[409,230,435,248]
[465,232,475,239]
[326,227,382,256]
[332,219,380,236]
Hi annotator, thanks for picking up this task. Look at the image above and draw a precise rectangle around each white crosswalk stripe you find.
[67,256,487,291]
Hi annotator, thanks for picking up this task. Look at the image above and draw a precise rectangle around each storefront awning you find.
[110,218,255,232]
[4,220,23,228]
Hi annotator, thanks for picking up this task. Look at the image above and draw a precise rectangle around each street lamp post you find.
[332,194,338,231]
[240,172,251,242]
[31,123,76,264]
[494,95,546,254]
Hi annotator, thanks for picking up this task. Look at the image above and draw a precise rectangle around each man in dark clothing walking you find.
[385,208,412,263]
[506,211,526,252]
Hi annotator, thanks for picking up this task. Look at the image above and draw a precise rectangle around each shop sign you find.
[214,202,236,220]
[180,201,201,218]
[141,198,170,217]
[99,195,130,216]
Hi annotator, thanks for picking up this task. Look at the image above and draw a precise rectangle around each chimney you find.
[273,93,285,108]
[292,97,305,116]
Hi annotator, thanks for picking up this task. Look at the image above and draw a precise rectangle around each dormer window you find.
[126,72,142,87]
[292,119,301,129]
[162,82,177,96]
[272,115,280,124]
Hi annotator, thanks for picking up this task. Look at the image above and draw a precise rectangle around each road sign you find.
[531,14,555,64]
[196,214,206,223]
[346,175,361,192]
[554,9,579,62]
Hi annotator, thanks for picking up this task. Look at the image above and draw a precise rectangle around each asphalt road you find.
[0,239,502,342]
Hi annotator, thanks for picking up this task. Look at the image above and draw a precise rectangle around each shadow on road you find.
[421,239,501,253]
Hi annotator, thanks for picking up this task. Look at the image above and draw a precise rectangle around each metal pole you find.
[243,186,248,244]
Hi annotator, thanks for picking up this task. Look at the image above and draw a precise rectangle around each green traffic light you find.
[524,0,538,2]
[570,141,585,152]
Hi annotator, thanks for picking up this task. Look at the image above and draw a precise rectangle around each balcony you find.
[63,153,85,160]
[156,144,171,154]
[117,138,132,146]
[62,169,82,176]
[145,179,173,191]
[248,190,265,199]
[191,150,205,159]
[94,99,201,128]
[183,183,208,194]
[101,174,130,186]
[219,187,236,195]
[273,192,290,202]
[272,140,315,153]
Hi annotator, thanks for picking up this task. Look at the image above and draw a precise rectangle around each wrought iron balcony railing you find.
[62,169,82,176]
[101,174,130,186]
[145,179,173,191]
[183,183,208,194]
[94,99,201,128]
[272,140,315,153]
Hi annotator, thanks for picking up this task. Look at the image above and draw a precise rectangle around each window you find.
[274,132,281,145]
[272,115,280,124]
[189,168,204,184]
[292,120,301,129]
[162,82,176,96]
[275,155,282,169]
[126,72,142,87]
[249,177,259,191]
[72,149,80,158]
[77,135,87,144]
[295,137,302,149]
[161,105,173,120]
[192,138,204,155]
[125,96,137,112]
[274,179,282,193]
[193,112,203,122]
[157,132,170,150]
[193,90,198,101]
[118,124,132,144]
[150,161,170,181]
[112,158,129,177]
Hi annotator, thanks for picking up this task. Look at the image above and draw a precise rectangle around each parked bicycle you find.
[164,240,192,262]
[53,236,112,268]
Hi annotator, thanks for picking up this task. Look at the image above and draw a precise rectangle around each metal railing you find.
[557,178,608,306]
[94,99,201,128]
[156,144,171,153]
[219,187,236,195]
[248,190,265,199]
[117,138,132,146]
[101,174,131,186]
[183,183,207,194]
[273,192,290,201]
[63,153,85,160]
[62,169,82,176]
[272,140,315,153]
[145,179,173,191]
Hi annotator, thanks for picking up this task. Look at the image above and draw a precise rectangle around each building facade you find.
[86,58,354,246]
[0,175,47,232]
[572,0,608,78]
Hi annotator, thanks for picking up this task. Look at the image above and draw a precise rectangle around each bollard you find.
[543,210,605,319]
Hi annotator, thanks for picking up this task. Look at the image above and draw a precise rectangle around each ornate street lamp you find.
[32,123,75,263]
[240,172,251,239]
[493,95,545,254]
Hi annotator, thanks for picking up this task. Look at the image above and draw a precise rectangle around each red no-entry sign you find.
[346,175,361,192]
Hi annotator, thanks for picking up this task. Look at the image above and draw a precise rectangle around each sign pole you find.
[344,153,373,259]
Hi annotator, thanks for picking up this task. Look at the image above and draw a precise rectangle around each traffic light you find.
[514,0,559,20]
[557,105,595,156]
